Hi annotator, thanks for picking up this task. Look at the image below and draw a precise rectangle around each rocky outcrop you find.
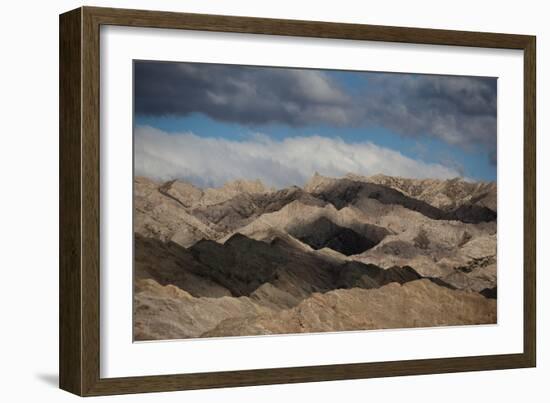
[135,276,495,341]
[134,278,275,340]
[160,178,273,208]
[203,280,496,337]
[351,173,497,212]
[135,234,232,298]
[189,186,326,235]
[134,177,219,247]
[310,177,496,224]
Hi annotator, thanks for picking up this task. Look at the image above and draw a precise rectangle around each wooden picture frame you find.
[59,6,536,396]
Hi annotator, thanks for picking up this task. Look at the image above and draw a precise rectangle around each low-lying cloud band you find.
[135,126,464,189]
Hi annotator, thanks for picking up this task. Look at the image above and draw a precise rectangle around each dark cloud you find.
[360,74,497,164]
[134,61,496,163]
[135,61,354,127]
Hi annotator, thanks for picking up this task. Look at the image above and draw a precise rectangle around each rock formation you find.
[134,173,497,340]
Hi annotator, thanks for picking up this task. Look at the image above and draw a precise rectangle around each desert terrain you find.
[133,173,497,340]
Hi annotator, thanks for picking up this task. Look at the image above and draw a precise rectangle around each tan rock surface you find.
[224,198,496,284]
[134,173,498,340]
[134,279,275,340]
[350,173,496,211]
[204,279,496,337]
[134,177,219,247]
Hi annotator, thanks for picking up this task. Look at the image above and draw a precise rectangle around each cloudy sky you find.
[134,61,497,189]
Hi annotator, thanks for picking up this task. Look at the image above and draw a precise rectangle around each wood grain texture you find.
[59,6,537,396]
[81,6,102,395]
[523,38,536,367]
[59,7,82,396]
[86,6,531,49]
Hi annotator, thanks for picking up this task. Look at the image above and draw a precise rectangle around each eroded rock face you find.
[134,177,219,247]
[189,186,326,235]
[135,278,495,341]
[134,278,275,340]
[310,177,496,224]
[348,173,497,212]
[203,279,497,337]
[134,173,497,340]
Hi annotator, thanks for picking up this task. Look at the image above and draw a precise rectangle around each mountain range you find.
[134,173,497,341]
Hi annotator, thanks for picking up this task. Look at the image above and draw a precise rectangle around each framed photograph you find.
[59,6,536,396]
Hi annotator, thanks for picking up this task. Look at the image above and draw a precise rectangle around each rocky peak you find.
[222,178,269,194]
[304,172,337,193]
[159,179,204,208]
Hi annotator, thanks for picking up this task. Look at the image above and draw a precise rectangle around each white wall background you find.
[0,0,546,401]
